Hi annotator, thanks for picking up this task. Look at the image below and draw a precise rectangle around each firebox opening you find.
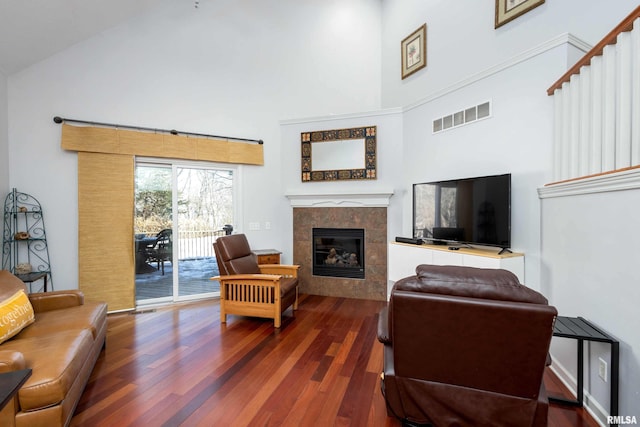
[312,228,365,279]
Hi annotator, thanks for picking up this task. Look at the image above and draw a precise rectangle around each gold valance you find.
[61,123,264,165]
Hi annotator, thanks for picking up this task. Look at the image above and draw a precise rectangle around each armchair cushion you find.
[214,233,261,275]
[258,264,300,297]
[395,264,548,304]
[0,290,35,344]
[278,277,298,297]
[15,302,107,340]
[0,329,94,411]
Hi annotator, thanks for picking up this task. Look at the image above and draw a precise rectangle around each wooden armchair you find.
[212,234,299,328]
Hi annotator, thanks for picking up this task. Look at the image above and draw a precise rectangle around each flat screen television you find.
[413,173,511,249]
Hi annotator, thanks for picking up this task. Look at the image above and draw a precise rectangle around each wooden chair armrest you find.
[211,274,282,283]
[258,264,300,277]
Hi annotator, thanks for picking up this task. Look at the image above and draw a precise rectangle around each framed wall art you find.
[401,24,426,80]
[495,0,544,28]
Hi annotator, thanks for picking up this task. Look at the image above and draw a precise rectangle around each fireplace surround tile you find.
[293,207,387,301]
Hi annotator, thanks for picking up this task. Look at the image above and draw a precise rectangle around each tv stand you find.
[388,242,525,298]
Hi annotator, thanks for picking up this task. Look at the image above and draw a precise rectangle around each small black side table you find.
[0,369,32,410]
[550,316,619,423]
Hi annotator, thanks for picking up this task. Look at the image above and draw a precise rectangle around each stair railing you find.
[547,6,640,184]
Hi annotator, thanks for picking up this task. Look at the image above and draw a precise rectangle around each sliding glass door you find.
[134,160,235,305]
[175,166,233,298]
[134,164,173,302]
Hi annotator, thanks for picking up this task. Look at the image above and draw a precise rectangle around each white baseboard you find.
[549,360,608,427]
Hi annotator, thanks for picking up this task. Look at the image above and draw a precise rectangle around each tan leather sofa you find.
[0,271,107,427]
[378,265,557,426]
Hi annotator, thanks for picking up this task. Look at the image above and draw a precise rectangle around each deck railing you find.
[547,6,640,184]
[138,229,226,260]
[176,229,226,259]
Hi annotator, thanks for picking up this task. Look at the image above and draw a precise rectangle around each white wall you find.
[0,69,8,195]
[397,40,582,294]
[541,179,640,422]
[279,109,404,263]
[6,0,382,289]
[381,0,640,109]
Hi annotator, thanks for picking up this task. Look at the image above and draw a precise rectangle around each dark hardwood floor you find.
[71,295,599,426]
[544,370,601,427]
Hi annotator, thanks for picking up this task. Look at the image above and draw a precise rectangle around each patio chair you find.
[145,228,172,275]
[212,233,299,328]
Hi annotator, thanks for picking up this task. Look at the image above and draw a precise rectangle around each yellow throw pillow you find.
[0,290,35,344]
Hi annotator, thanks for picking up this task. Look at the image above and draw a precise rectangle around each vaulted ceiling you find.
[0,0,168,75]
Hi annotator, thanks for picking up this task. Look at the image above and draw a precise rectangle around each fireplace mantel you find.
[285,190,394,208]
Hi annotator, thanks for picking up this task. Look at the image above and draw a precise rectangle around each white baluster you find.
[553,90,564,181]
[569,73,581,179]
[602,43,617,172]
[615,31,632,169]
[561,81,572,181]
[589,55,604,175]
[579,66,591,177]
[631,18,640,166]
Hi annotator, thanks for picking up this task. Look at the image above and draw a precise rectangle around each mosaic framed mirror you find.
[301,126,377,182]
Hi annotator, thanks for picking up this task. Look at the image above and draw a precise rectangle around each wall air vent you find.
[432,100,491,134]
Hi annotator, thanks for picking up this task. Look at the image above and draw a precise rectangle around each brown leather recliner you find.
[378,265,557,427]
[213,233,299,328]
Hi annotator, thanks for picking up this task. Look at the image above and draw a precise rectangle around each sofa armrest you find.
[28,290,85,313]
[0,351,26,373]
[258,264,299,278]
[377,306,391,345]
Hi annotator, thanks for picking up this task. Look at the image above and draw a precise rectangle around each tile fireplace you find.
[292,206,387,301]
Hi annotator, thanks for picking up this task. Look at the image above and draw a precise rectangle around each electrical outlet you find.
[264,221,271,230]
[598,357,608,382]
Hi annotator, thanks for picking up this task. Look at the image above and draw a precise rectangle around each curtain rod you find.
[52,116,264,145]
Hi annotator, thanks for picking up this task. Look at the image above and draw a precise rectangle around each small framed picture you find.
[401,24,427,80]
[495,0,544,28]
